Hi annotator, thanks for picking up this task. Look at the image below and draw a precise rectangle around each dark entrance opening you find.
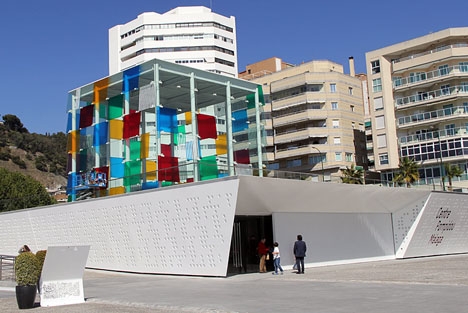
[228,215,273,274]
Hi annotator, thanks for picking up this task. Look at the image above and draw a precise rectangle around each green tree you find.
[340,164,364,184]
[444,163,464,191]
[393,157,420,188]
[2,114,28,133]
[0,168,56,212]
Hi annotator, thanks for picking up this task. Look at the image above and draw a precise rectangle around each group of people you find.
[257,235,307,275]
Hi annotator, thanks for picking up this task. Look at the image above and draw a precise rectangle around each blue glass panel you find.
[110,157,124,178]
[142,181,159,190]
[122,66,140,94]
[93,122,109,147]
[158,107,178,132]
[232,109,248,132]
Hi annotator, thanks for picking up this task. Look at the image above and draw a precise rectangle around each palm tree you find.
[444,163,464,191]
[393,157,420,188]
[340,164,364,184]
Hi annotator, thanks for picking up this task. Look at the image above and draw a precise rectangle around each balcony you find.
[275,144,327,159]
[393,65,468,90]
[399,127,468,145]
[397,106,468,128]
[273,110,327,127]
[275,127,327,144]
[395,85,468,108]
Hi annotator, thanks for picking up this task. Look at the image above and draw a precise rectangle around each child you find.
[272,242,284,275]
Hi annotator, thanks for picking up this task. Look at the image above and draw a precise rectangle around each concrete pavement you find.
[1,254,468,312]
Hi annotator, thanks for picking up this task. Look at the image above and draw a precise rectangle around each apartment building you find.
[109,6,238,77]
[240,57,367,181]
[366,27,468,187]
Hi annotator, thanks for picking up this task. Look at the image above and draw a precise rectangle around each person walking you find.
[272,242,284,275]
[293,234,306,274]
[257,237,269,273]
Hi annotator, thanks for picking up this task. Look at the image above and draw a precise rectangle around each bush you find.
[35,250,47,275]
[15,252,40,286]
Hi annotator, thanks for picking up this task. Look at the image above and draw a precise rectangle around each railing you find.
[0,255,15,281]
[397,106,468,126]
[399,127,468,144]
[395,85,468,107]
[392,43,468,64]
[393,65,468,88]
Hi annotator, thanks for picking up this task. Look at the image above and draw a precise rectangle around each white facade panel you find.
[396,192,468,258]
[0,179,240,277]
[273,212,395,268]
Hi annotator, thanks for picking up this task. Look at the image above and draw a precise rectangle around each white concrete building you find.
[2,176,468,277]
[109,6,238,77]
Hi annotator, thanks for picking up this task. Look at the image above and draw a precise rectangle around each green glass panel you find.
[257,86,265,106]
[99,103,108,120]
[108,94,124,120]
[124,160,141,186]
[174,125,186,145]
[200,155,218,181]
[161,181,173,187]
[246,93,255,110]
[130,140,141,160]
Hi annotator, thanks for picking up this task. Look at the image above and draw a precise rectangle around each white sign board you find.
[40,245,90,307]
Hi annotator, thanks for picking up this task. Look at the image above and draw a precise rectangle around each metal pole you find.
[311,146,324,182]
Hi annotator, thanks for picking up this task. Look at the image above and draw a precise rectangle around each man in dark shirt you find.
[293,234,307,274]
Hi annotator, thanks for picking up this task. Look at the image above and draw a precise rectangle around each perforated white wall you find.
[0,179,239,277]
[397,192,468,258]
[392,197,428,254]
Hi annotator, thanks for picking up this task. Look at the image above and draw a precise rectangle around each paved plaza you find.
[1,254,468,312]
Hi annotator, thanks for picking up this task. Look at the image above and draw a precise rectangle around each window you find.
[445,124,455,136]
[330,83,337,93]
[373,97,383,110]
[286,158,302,168]
[348,87,353,95]
[332,120,339,128]
[309,155,326,165]
[379,153,389,165]
[267,163,279,170]
[377,134,387,148]
[393,77,402,87]
[460,62,468,72]
[334,137,341,145]
[345,153,353,162]
[372,78,382,92]
[350,105,355,112]
[375,116,385,129]
[335,152,342,161]
[441,84,450,95]
[331,102,338,110]
[371,60,380,74]
[439,65,449,76]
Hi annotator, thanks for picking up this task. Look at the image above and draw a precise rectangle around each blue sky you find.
[1,0,467,134]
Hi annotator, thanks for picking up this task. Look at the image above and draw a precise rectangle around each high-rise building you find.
[366,27,468,188]
[109,6,238,77]
[240,57,367,182]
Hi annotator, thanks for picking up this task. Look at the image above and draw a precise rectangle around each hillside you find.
[0,114,68,191]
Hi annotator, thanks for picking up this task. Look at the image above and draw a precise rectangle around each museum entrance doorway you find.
[228,215,273,274]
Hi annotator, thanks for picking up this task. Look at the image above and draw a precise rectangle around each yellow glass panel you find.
[140,133,150,159]
[67,130,79,153]
[109,186,125,195]
[146,160,157,180]
[216,134,227,155]
[185,112,192,125]
[109,119,123,139]
[94,77,109,104]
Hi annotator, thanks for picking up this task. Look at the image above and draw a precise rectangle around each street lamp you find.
[311,146,325,182]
